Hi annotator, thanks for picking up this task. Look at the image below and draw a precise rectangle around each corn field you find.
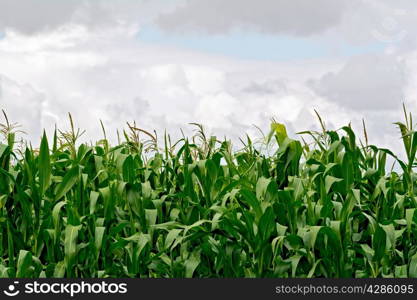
[2,109,417,278]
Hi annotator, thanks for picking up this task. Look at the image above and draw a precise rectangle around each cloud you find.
[0,0,175,35]
[240,79,287,96]
[0,74,45,140]
[0,1,413,152]
[308,54,407,111]
[0,24,326,144]
[0,0,93,34]
[156,0,353,36]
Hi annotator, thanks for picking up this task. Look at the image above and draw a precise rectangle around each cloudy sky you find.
[0,0,415,148]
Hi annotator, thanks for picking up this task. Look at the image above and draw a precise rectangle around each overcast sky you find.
[0,0,416,148]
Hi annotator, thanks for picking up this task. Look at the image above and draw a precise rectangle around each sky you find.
[0,0,416,149]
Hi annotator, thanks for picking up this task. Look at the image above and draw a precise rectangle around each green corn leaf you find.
[185,250,201,278]
[54,165,80,201]
[38,131,51,195]
[16,250,33,278]
[53,261,66,278]
[406,208,415,233]
[94,227,106,254]
[64,224,82,276]
[373,226,387,262]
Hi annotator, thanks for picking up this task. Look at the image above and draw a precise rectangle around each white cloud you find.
[0,23,410,151]
[0,0,415,153]
[0,24,326,144]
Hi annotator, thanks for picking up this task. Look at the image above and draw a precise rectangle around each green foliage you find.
[2,113,417,278]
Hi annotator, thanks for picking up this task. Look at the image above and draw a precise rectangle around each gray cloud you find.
[0,74,44,140]
[0,0,84,33]
[240,79,287,96]
[106,97,150,123]
[308,54,407,111]
[0,0,173,34]
[156,0,354,36]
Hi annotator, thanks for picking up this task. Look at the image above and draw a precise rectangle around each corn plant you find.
[2,110,417,278]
